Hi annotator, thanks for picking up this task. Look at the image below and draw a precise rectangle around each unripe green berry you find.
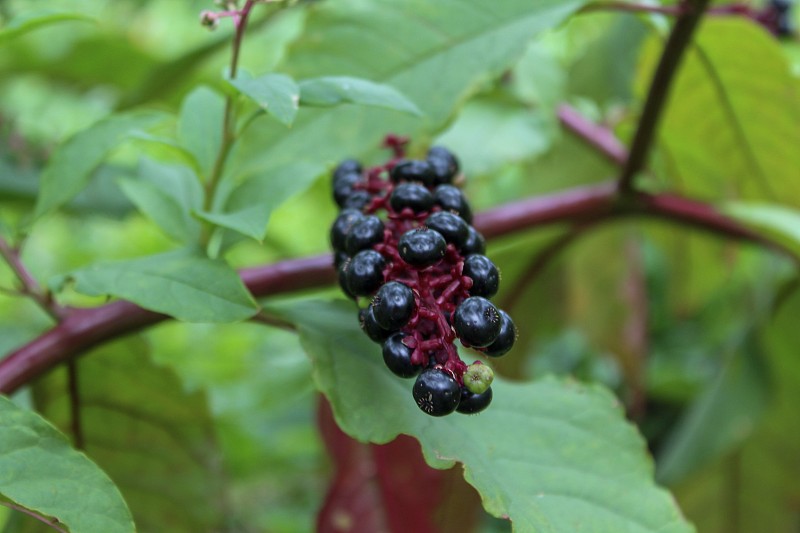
[463,362,493,394]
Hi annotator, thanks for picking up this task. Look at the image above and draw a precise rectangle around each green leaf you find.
[273,299,695,533]
[656,335,770,485]
[638,19,800,203]
[229,73,300,127]
[177,87,225,179]
[298,76,422,116]
[119,159,204,243]
[197,161,326,241]
[54,249,258,322]
[31,338,230,532]
[232,0,587,177]
[723,202,800,256]
[0,396,134,533]
[34,111,166,218]
[0,10,94,43]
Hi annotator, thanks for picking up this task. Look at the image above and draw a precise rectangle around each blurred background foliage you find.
[2,0,800,531]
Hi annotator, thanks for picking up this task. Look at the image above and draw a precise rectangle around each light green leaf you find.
[119,159,203,244]
[229,73,300,127]
[177,87,225,179]
[299,76,422,116]
[723,202,800,256]
[34,112,166,218]
[273,299,695,533]
[54,250,258,322]
[0,10,94,43]
[0,396,134,533]
[198,161,326,241]
[32,338,230,532]
[231,0,587,178]
[638,19,800,203]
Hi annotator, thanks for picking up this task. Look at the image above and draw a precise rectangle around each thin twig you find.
[618,0,712,193]
[557,105,629,166]
[579,1,685,16]
[67,360,84,449]
[0,236,64,321]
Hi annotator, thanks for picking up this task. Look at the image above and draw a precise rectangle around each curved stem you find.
[1,184,795,394]
[618,0,712,193]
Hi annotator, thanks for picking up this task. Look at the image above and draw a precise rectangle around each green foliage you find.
[0,396,134,533]
[3,0,800,531]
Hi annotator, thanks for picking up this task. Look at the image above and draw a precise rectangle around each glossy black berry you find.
[333,251,350,269]
[389,183,434,213]
[460,226,486,256]
[463,254,499,298]
[372,281,415,330]
[425,211,469,248]
[345,250,386,296]
[427,146,459,185]
[333,159,362,182]
[398,228,446,268]
[359,306,392,343]
[433,184,472,223]
[332,163,362,207]
[330,208,364,252]
[453,296,502,348]
[413,368,461,416]
[342,190,372,210]
[382,333,420,378]
[337,259,355,299]
[345,215,385,255]
[481,309,516,357]
[456,387,492,414]
[390,159,435,187]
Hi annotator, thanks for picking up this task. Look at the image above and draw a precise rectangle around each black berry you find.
[460,226,486,255]
[427,146,459,185]
[382,333,420,378]
[389,182,434,213]
[359,307,392,343]
[390,159,435,187]
[413,368,461,416]
[345,215,385,255]
[330,208,364,252]
[337,259,355,299]
[424,211,469,248]
[463,254,499,298]
[345,250,386,296]
[456,387,492,414]
[333,159,362,181]
[453,296,502,348]
[434,184,472,223]
[481,309,516,357]
[342,190,372,210]
[399,227,446,268]
[372,281,415,330]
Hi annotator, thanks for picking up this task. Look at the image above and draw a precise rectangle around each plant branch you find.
[618,0,711,193]
[0,236,63,321]
[0,501,68,533]
[1,183,795,394]
[579,1,686,16]
[557,105,628,166]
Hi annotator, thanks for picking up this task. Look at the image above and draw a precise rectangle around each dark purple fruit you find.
[345,250,386,296]
[433,184,472,223]
[398,227,446,268]
[426,146,459,185]
[424,211,469,247]
[463,254,499,298]
[382,333,420,378]
[389,182,434,213]
[372,281,415,330]
[330,208,364,252]
[390,159,435,187]
[359,306,392,343]
[460,226,486,255]
[481,310,516,357]
[345,215,384,255]
[413,368,461,416]
[453,296,502,348]
[456,387,492,414]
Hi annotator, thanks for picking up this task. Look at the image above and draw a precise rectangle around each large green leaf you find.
[198,161,326,241]
[52,249,258,322]
[31,338,230,533]
[639,19,800,202]
[0,396,134,533]
[0,10,93,43]
[177,87,225,179]
[231,0,587,178]
[298,76,422,115]
[273,299,694,533]
[723,202,800,257]
[34,112,166,218]
[229,73,300,127]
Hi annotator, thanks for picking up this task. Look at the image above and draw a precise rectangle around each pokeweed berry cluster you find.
[329,135,517,417]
